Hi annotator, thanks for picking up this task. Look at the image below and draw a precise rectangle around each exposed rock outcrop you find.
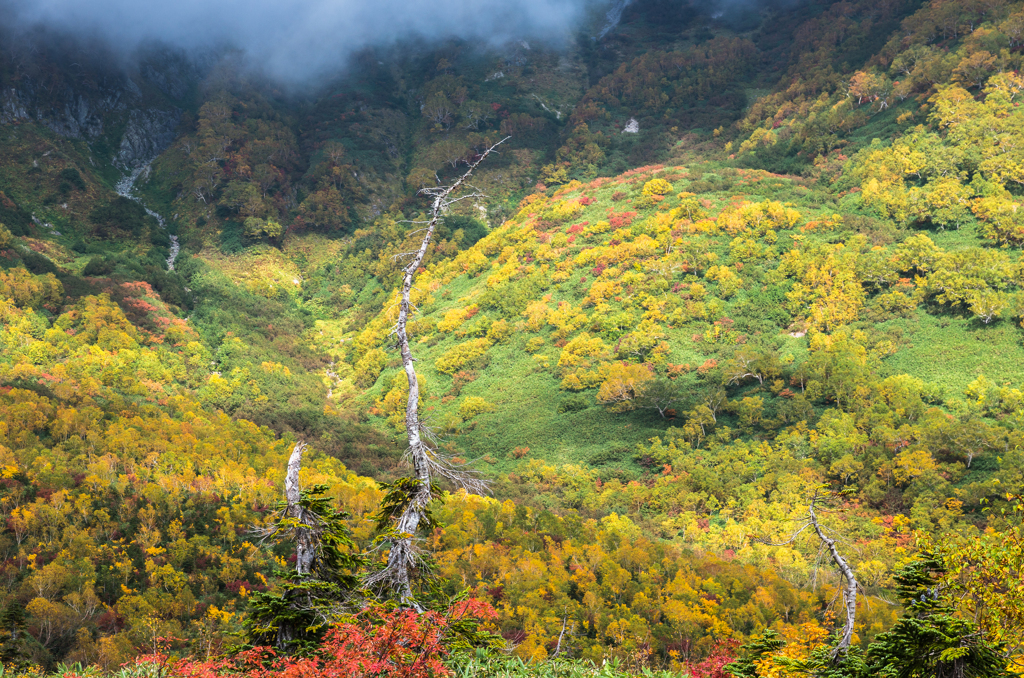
[0,80,125,138]
[116,108,181,170]
[1,43,200,168]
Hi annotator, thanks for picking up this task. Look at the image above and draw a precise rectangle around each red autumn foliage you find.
[608,211,637,228]
[159,601,498,678]
[697,359,719,374]
[683,640,739,678]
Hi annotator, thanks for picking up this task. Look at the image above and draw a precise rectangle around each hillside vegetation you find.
[4,0,1024,676]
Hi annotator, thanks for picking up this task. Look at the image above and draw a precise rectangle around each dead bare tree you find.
[366,137,508,609]
[250,441,364,650]
[759,489,859,657]
[284,441,315,576]
[551,609,575,659]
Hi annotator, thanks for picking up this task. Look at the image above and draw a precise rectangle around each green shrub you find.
[557,394,590,413]
[82,257,114,277]
[220,221,247,254]
[21,250,59,275]
[459,396,497,420]
[244,216,284,240]
[436,338,491,375]
[444,214,488,248]
[59,167,86,190]
[525,337,545,353]
[89,196,151,237]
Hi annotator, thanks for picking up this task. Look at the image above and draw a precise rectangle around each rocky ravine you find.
[115,161,179,271]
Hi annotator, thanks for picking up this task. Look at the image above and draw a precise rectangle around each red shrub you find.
[683,641,738,678]
[168,601,498,678]
[608,210,637,228]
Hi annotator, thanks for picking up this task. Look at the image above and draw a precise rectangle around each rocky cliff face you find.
[0,40,198,169]
[115,107,181,169]
[0,78,127,138]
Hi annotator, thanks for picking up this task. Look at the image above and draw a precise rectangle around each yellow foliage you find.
[738,127,778,154]
[456,248,490,276]
[642,177,673,196]
[705,265,744,297]
[718,200,801,237]
[486,255,520,288]
[546,302,588,338]
[459,396,497,420]
[354,347,388,387]
[521,300,551,331]
[486,319,512,343]
[438,306,474,332]
[783,245,864,332]
[596,362,654,411]
[435,338,491,375]
[754,623,831,677]
[543,199,586,223]
[557,333,610,373]
[584,279,622,306]
[893,448,939,484]
[0,267,64,309]
[259,361,291,376]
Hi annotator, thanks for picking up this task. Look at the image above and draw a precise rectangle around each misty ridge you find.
[0,0,795,85]
[3,0,588,84]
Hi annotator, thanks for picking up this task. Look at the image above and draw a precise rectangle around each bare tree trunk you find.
[808,499,858,655]
[285,441,315,576]
[370,138,507,609]
[551,613,572,658]
[758,490,859,658]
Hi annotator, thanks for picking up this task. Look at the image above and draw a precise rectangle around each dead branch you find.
[808,496,859,655]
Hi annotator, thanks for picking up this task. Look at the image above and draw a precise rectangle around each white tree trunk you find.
[284,441,315,576]
[809,501,858,653]
[374,138,507,608]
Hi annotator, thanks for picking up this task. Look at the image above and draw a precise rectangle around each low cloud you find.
[2,0,589,83]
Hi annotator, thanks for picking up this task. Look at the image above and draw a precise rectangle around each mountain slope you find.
[5,0,1024,672]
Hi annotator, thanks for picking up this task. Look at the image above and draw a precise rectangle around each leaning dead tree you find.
[759,490,859,657]
[248,441,363,651]
[367,138,508,609]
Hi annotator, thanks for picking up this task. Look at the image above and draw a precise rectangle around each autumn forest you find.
[3,0,1024,676]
